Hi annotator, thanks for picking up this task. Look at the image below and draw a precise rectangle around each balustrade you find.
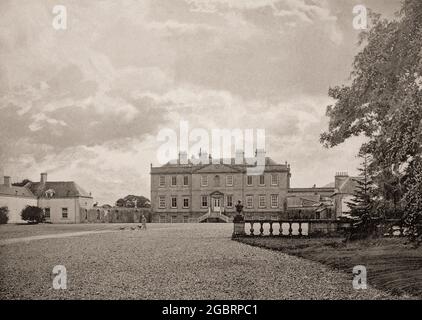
[244,220,310,237]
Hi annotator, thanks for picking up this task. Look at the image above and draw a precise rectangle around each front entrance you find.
[212,197,221,212]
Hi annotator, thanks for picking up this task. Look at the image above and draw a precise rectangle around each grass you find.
[0,223,134,240]
[234,236,422,298]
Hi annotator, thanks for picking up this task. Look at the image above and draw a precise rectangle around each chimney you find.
[41,172,48,184]
[179,151,188,165]
[255,148,266,156]
[335,172,349,190]
[235,150,244,164]
[4,176,11,188]
[254,149,266,168]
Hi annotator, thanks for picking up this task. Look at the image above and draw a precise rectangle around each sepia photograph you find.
[0,0,421,312]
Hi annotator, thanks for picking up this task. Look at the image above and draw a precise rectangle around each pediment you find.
[210,190,224,197]
[193,163,241,174]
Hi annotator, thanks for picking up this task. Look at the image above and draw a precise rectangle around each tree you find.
[346,156,378,240]
[21,206,44,224]
[115,195,151,208]
[320,0,422,237]
[347,156,374,218]
[0,207,8,224]
[115,198,125,207]
[402,156,422,244]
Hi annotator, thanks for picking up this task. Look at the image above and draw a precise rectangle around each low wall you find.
[81,207,151,223]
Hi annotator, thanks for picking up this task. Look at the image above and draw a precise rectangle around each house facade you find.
[0,173,93,224]
[150,152,359,223]
[150,152,291,223]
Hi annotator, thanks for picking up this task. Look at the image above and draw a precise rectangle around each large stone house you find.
[150,151,291,223]
[0,173,93,224]
[150,152,360,223]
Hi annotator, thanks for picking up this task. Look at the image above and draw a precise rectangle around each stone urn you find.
[232,201,246,237]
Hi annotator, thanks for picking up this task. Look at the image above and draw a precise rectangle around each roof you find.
[336,176,362,194]
[0,185,36,198]
[288,187,335,193]
[287,195,334,208]
[28,182,92,199]
[151,157,289,174]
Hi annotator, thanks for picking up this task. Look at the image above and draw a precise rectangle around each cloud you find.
[0,0,401,203]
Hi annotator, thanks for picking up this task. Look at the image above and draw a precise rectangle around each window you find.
[315,212,321,220]
[259,175,265,186]
[271,194,279,208]
[159,176,166,187]
[183,198,190,208]
[171,196,177,208]
[201,195,208,207]
[214,175,221,187]
[271,174,279,186]
[201,175,208,187]
[246,195,253,208]
[259,195,266,208]
[171,176,177,186]
[247,175,253,186]
[159,196,166,209]
[226,175,233,186]
[62,208,68,219]
[226,195,233,207]
[44,208,50,219]
[183,176,189,186]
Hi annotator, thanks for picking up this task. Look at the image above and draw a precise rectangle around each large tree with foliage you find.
[321,0,422,234]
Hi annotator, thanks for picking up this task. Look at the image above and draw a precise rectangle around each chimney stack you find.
[41,172,48,184]
[335,172,349,190]
[179,151,188,165]
[4,176,11,188]
[235,150,244,164]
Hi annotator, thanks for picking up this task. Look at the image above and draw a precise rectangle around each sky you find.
[0,0,402,204]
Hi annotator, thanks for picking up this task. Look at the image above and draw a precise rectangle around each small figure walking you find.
[141,214,147,230]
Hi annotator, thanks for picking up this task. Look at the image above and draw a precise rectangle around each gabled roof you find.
[0,185,36,198]
[28,181,92,199]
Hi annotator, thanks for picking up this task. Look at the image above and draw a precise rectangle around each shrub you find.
[21,206,44,224]
[0,207,9,224]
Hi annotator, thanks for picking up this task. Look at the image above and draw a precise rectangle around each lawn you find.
[234,236,422,298]
[0,223,136,240]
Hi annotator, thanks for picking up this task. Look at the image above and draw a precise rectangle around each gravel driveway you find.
[0,223,392,299]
